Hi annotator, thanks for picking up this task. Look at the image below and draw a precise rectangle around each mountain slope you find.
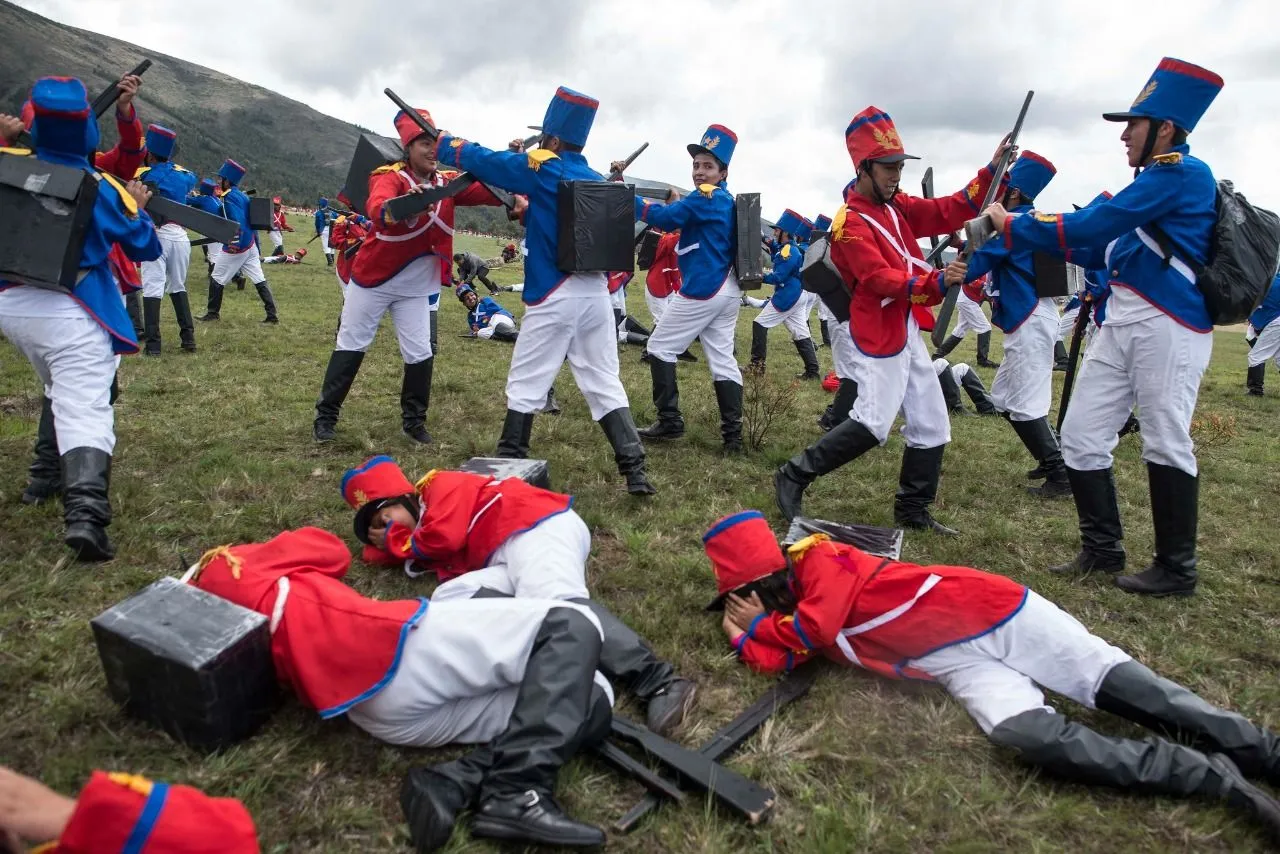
[0,0,361,205]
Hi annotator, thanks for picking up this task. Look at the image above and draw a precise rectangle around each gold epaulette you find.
[133,165,150,179]
[527,148,557,171]
[780,243,792,260]
[697,183,716,198]
[831,205,853,242]
[106,772,155,797]
[0,146,32,156]
[415,469,440,491]
[96,171,138,216]
[371,161,405,176]
[787,533,830,560]
[1151,151,1183,166]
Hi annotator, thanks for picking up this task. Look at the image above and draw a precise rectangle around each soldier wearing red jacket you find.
[188,524,616,849]
[775,107,1012,535]
[0,766,258,853]
[703,511,1280,841]
[328,213,370,289]
[343,456,696,738]
[313,103,507,445]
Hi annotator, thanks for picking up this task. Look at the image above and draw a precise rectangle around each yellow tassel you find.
[193,544,243,581]
[786,533,830,560]
[415,469,440,491]
[831,205,852,242]
[106,771,154,797]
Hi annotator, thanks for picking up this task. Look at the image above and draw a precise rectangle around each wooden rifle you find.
[15,59,152,150]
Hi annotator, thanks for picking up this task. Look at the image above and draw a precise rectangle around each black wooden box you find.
[0,152,98,293]
[1033,251,1070,298]
[248,197,273,231]
[556,181,634,273]
[783,516,903,560]
[801,235,852,322]
[458,457,551,489]
[341,133,404,217]
[734,192,763,290]
[91,577,277,752]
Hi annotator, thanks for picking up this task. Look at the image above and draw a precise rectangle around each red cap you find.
[394,107,435,149]
[845,106,919,167]
[272,195,282,204]
[340,456,415,542]
[702,511,786,610]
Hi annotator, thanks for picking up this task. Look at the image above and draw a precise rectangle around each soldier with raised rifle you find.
[0,77,162,561]
[437,87,657,495]
[198,159,279,325]
[773,106,1013,533]
[312,103,506,445]
[621,124,745,455]
[135,124,198,356]
[702,510,1280,843]
[963,152,1071,499]
[984,58,1222,597]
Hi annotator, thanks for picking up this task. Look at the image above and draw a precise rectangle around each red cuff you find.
[1002,214,1015,250]
[385,521,414,560]
[1056,215,1066,251]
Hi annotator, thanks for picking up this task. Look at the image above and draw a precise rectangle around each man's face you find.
[368,503,416,550]
[407,136,439,176]
[462,292,478,310]
[868,160,904,198]
[691,153,727,188]
[1120,118,1166,169]
[772,227,784,243]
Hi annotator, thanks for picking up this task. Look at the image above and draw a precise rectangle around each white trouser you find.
[912,591,1131,735]
[0,289,115,453]
[645,291,669,325]
[321,226,333,255]
[140,226,192,298]
[830,319,859,380]
[817,299,834,323]
[345,597,610,747]
[1057,305,1080,342]
[429,513,590,603]
[211,244,265,286]
[476,313,516,340]
[646,283,744,383]
[1060,314,1212,476]
[610,286,626,312]
[1247,318,1280,368]
[989,300,1058,422]
[754,299,813,341]
[951,290,991,337]
[505,278,629,419]
[848,317,951,447]
[268,229,284,249]
[335,256,437,363]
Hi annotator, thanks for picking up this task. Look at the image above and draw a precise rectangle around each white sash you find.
[832,573,943,664]
[857,205,934,275]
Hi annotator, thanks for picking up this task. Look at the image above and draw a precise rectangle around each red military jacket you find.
[351,163,502,288]
[330,214,369,285]
[192,527,427,719]
[384,470,574,581]
[733,537,1027,679]
[645,231,683,298]
[97,106,147,294]
[38,770,258,853]
[832,165,1004,356]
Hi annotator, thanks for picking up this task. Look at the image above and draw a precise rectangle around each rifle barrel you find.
[383,88,439,140]
[91,59,151,118]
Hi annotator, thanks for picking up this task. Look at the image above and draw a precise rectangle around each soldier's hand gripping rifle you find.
[15,59,153,149]
[929,90,1034,349]
[379,88,520,223]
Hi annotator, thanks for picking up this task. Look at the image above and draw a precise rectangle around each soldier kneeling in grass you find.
[703,510,1280,842]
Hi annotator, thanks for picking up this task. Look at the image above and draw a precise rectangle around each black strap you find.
[1145,220,1206,278]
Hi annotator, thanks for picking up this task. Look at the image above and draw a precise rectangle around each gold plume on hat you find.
[871,126,903,151]
[702,134,721,150]
[1132,79,1158,108]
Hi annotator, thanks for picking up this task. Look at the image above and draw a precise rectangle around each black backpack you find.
[1148,180,1280,326]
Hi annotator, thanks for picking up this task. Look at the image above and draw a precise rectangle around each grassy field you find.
[2,230,1279,853]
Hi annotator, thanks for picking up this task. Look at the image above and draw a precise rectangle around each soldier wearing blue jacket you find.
[315,198,336,267]
[135,124,198,355]
[0,77,162,562]
[187,178,224,272]
[966,152,1070,499]
[627,123,745,453]
[1246,273,1280,395]
[457,285,518,341]
[200,159,278,324]
[748,209,820,380]
[438,86,655,496]
[986,57,1222,597]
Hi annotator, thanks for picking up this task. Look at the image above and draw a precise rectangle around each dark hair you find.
[561,140,584,154]
[1170,126,1189,146]
[731,568,796,614]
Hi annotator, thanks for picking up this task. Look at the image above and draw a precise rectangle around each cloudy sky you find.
[16,0,1280,228]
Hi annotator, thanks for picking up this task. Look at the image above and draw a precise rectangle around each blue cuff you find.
[745,612,767,641]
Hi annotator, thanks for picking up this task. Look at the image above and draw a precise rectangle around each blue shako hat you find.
[145,124,177,159]
[1007,151,1056,201]
[688,124,737,168]
[1102,57,1223,132]
[774,208,805,237]
[812,214,833,234]
[29,76,98,167]
[540,86,598,148]
[218,158,246,185]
